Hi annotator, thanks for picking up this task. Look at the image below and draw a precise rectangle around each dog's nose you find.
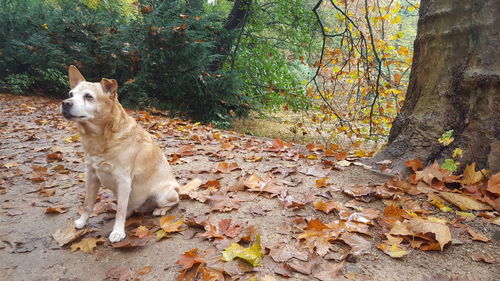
[62,100,73,109]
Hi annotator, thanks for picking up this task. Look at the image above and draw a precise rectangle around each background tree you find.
[374,0,500,172]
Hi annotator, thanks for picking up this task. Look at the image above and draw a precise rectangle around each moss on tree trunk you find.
[375,0,500,173]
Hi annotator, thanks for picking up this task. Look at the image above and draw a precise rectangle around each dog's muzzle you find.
[61,100,73,119]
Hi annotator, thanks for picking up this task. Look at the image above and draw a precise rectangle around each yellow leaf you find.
[159,216,184,233]
[70,237,105,253]
[461,163,488,185]
[452,148,463,158]
[221,235,263,266]
[439,192,492,211]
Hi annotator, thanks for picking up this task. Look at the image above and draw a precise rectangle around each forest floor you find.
[0,93,498,281]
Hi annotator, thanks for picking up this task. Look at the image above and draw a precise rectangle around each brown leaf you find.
[405,158,423,172]
[243,173,284,198]
[44,206,68,214]
[466,227,490,242]
[406,218,451,250]
[52,221,92,246]
[313,200,347,214]
[206,191,240,212]
[70,237,105,253]
[439,192,492,211]
[178,178,203,199]
[315,177,330,188]
[340,232,371,255]
[129,226,152,239]
[312,260,346,281]
[461,163,488,185]
[177,248,206,270]
[215,162,240,173]
[486,172,500,195]
[298,164,331,177]
[471,253,496,264]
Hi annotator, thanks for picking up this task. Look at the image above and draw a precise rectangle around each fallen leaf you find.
[461,163,488,185]
[207,191,240,212]
[486,172,500,195]
[439,192,492,211]
[405,158,423,171]
[159,216,184,233]
[70,237,105,253]
[44,206,68,214]
[298,164,331,177]
[312,260,345,281]
[340,232,371,255]
[111,235,150,248]
[406,218,451,250]
[52,221,92,247]
[313,200,347,214]
[129,226,152,239]
[315,177,330,188]
[179,178,203,199]
[221,235,263,266]
[471,253,496,264]
[466,227,490,242]
[216,162,241,173]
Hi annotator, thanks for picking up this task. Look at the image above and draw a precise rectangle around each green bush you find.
[0,0,249,126]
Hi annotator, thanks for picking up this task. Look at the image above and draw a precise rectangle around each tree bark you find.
[208,0,252,72]
[374,0,500,173]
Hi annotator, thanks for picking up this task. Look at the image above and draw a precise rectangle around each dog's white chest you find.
[86,155,116,189]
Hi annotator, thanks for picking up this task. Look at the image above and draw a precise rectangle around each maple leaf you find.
[70,237,105,253]
[406,218,451,250]
[376,234,409,258]
[340,232,371,255]
[268,138,292,152]
[206,191,240,212]
[177,248,206,270]
[243,173,283,198]
[215,162,241,173]
[315,177,330,188]
[178,178,203,199]
[221,235,263,266]
[298,219,337,256]
[312,260,345,281]
[158,215,184,239]
[405,158,424,171]
[313,200,347,214]
[461,163,489,185]
[129,226,152,239]
[486,172,500,195]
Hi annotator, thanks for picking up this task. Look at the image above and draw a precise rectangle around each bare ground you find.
[0,93,498,281]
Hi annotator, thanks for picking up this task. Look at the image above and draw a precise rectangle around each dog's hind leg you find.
[152,185,179,216]
[75,165,100,229]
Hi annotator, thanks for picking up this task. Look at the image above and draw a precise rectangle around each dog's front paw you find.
[109,230,126,243]
[74,218,87,229]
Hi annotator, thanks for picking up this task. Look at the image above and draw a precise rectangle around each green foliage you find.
[0,0,249,126]
[226,0,319,111]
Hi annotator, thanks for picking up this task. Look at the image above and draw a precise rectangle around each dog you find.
[61,66,180,242]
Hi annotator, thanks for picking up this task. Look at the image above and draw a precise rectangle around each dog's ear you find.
[100,78,118,97]
[68,65,85,89]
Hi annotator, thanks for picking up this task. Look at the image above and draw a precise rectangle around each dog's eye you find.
[84,94,94,100]
[69,92,73,98]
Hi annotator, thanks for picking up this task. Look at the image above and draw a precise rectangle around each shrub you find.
[0,0,249,126]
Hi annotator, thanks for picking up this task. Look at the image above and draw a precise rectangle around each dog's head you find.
[61,66,118,123]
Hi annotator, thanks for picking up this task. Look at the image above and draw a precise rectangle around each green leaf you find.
[221,235,263,266]
[441,159,458,172]
[438,130,454,146]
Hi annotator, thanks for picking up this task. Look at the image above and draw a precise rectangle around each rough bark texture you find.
[375,0,500,173]
[208,0,252,71]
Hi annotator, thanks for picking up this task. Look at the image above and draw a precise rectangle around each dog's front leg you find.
[75,165,100,229]
[109,177,131,243]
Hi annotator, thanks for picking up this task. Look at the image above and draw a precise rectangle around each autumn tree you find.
[374,0,500,173]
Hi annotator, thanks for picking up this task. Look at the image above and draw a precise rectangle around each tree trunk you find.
[374,0,500,173]
[208,0,252,72]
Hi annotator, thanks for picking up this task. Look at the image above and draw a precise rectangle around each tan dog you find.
[61,66,180,242]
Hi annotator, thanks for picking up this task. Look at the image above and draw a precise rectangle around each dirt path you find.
[0,93,498,281]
